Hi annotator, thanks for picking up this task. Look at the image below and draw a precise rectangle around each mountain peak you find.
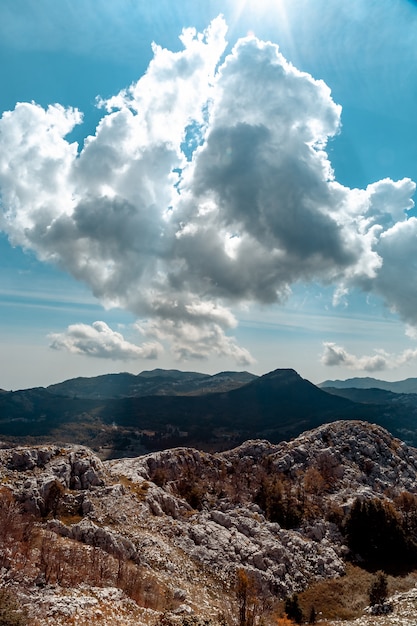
[263,367,300,376]
[261,368,302,381]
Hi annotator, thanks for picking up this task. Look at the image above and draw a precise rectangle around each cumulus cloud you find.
[138,318,254,366]
[49,321,162,360]
[0,16,416,364]
[371,216,417,325]
[320,342,417,373]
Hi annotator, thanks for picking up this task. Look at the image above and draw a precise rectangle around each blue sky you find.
[1,0,417,389]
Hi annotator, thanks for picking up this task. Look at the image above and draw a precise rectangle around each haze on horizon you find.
[1,0,417,390]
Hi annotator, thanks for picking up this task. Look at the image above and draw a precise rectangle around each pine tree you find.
[284,594,303,624]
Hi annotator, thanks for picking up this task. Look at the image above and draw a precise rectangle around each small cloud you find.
[320,341,417,373]
[49,321,162,360]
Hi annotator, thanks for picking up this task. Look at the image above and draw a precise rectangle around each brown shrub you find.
[119,475,150,501]
[291,564,417,621]
[0,588,28,625]
[0,488,35,574]
[290,564,374,620]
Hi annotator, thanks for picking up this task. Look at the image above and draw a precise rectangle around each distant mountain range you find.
[319,376,417,394]
[2,368,417,458]
[47,368,258,399]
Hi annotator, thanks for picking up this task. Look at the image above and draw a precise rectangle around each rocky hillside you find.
[2,420,417,624]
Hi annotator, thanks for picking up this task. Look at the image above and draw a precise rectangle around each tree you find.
[256,477,303,529]
[284,594,303,625]
[344,497,411,568]
[369,571,388,606]
[236,568,259,626]
[395,491,417,537]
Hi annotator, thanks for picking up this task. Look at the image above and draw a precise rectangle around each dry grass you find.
[275,565,417,622]
[298,564,374,620]
[58,513,84,526]
[118,475,150,501]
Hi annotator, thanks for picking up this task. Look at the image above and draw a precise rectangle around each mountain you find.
[323,386,400,404]
[319,376,417,394]
[2,421,417,624]
[47,369,258,399]
[0,367,405,457]
[66,368,363,452]
[0,387,98,437]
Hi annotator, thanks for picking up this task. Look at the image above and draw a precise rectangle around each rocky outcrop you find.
[2,420,417,624]
[47,518,140,564]
[107,421,417,596]
[267,420,417,499]
[0,445,106,516]
[169,505,345,596]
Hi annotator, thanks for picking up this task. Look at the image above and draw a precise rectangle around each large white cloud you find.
[0,17,416,364]
[49,321,162,360]
[136,300,254,365]
[320,342,390,372]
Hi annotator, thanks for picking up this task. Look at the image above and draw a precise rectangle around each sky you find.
[1,0,417,390]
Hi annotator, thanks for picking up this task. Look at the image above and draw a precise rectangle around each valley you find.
[3,367,417,458]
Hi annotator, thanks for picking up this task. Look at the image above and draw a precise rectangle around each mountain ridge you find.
[46,368,258,399]
[0,367,414,458]
[320,376,417,394]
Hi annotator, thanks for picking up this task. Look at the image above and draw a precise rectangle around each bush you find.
[275,618,294,626]
[344,497,415,569]
[369,571,388,606]
[294,564,374,621]
[256,477,303,529]
[151,468,168,488]
[0,588,27,626]
[42,479,66,517]
[176,479,206,510]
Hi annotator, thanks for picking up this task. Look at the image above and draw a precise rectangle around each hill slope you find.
[2,421,417,624]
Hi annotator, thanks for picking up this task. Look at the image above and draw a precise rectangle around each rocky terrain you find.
[2,420,417,624]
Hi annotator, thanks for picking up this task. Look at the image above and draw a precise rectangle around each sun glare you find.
[231,0,290,21]
[229,0,294,51]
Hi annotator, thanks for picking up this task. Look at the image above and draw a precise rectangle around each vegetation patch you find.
[118,475,150,501]
[289,564,417,621]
